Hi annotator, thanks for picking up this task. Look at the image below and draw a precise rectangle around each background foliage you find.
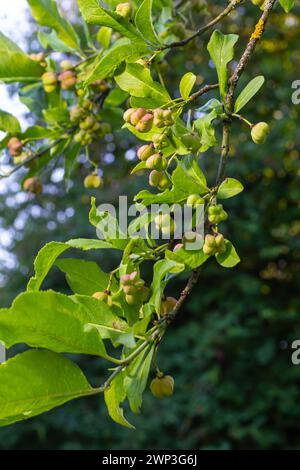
[0,0,299,449]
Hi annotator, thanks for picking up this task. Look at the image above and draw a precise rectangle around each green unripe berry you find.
[208,204,228,224]
[80,116,96,130]
[149,170,171,191]
[251,122,269,144]
[146,154,167,171]
[84,174,103,189]
[203,234,217,256]
[186,194,204,208]
[137,144,155,161]
[150,375,174,399]
[215,233,226,254]
[60,60,73,71]
[152,133,169,149]
[42,72,57,93]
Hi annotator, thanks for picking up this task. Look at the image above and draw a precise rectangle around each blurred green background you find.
[0,0,299,450]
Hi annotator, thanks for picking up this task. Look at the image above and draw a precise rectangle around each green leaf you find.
[0,110,21,134]
[89,198,128,250]
[116,63,171,106]
[215,240,240,268]
[73,295,135,349]
[56,258,111,296]
[104,373,134,429]
[166,246,208,270]
[84,41,149,85]
[279,0,294,12]
[27,0,79,49]
[149,259,184,311]
[27,241,70,291]
[194,108,219,152]
[0,32,43,82]
[77,0,143,41]
[66,238,113,250]
[124,346,154,414]
[135,160,208,207]
[217,178,244,199]
[207,30,238,100]
[179,72,196,100]
[135,0,160,45]
[38,30,75,53]
[234,76,265,113]
[0,349,96,427]
[0,291,109,357]
[27,239,115,292]
[97,26,112,49]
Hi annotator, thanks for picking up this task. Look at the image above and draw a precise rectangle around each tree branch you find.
[160,0,243,50]
[226,0,277,112]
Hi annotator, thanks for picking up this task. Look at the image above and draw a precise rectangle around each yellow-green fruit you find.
[150,375,174,399]
[60,60,73,71]
[116,2,132,18]
[152,133,168,148]
[123,108,135,123]
[130,108,147,126]
[203,234,217,256]
[215,233,226,254]
[42,71,57,93]
[251,122,269,144]
[7,137,23,157]
[23,177,43,195]
[80,116,96,130]
[160,375,175,397]
[84,174,103,189]
[186,194,204,208]
[208,204,228,224]
[30,52,46,66]
[160,297,177,316]
[146,154,167,171]
[92,291,113,306]
[153,108,174,128]
[137,144,155,161]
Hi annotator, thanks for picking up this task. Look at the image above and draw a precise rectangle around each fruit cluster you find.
[123,107,174,133]
[208,204,228,224]
[203,233,226,256]
[120,271,150,305]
